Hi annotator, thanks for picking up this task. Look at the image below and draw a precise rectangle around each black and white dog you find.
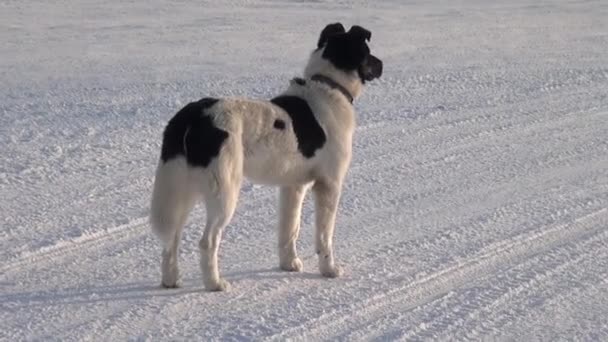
[150,23,383,291]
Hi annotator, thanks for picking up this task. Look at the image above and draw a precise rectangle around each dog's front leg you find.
[313,180,343,278]
[278,185,307,272]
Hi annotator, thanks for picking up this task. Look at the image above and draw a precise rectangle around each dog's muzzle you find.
[360,54,383,82]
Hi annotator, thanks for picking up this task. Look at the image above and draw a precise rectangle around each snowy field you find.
[2,0,608,340]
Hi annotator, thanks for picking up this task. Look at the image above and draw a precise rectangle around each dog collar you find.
[293,74,353,103]
[291,75,354,103]
[310,74,354,104]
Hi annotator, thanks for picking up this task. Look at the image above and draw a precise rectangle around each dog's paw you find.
[280,257,304,272]
[161,267,181,289]
[205,278,231,292]
[320,264,343,278]
[160,272,182,289]
[161,280,181,289]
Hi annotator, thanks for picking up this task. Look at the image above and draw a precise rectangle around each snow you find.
[1,0,608,340]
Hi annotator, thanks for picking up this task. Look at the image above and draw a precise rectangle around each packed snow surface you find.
[2,0,608,340]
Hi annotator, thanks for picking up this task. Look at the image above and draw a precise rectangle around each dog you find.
[150,23,383,291]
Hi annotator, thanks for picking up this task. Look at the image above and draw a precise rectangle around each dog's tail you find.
[149,158,195,248]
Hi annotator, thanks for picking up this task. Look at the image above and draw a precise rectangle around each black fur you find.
[317,23,346,48]
[160,97,229,168]
[270,96,326,158]
[274,119,286,130]
[348,25,371,43]
[322,29,369,71]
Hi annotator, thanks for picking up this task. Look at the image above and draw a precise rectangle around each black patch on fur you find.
[317,23,346,48]
[274,119,286,130]
[270,96,326,158]
[294,77,306,86]
[322,26,370,72]
[160,97,228,168]
[348,25,372,43]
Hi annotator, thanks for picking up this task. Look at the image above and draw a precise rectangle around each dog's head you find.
[317,23,383,83]
[304,23,382,101]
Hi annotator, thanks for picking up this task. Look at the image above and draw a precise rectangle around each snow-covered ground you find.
[2,0,608,340]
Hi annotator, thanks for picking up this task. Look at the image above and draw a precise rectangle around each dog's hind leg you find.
[313,180,344,278]
[160,220,189,288]
[278,185,307,272]
[150,158,198,288]
[199,179,240,291]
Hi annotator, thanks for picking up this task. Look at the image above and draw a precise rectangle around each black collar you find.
[311,74,354,103]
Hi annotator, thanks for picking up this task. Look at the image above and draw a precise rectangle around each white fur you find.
[150,47,365,291]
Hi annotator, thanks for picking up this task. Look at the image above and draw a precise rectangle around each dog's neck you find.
[310,74,353,103]
[302,48,364,101]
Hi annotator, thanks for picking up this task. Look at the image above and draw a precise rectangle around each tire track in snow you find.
[371,224,608,341]
[269,208,608,341]
[453,233,608,341]
[351,105,606,177]
[0,183,277,275]
[476,251,608,341]
[1,217,148,274]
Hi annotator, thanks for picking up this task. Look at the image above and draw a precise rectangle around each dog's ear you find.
[317,22,346,48]
[348,25,371,42]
